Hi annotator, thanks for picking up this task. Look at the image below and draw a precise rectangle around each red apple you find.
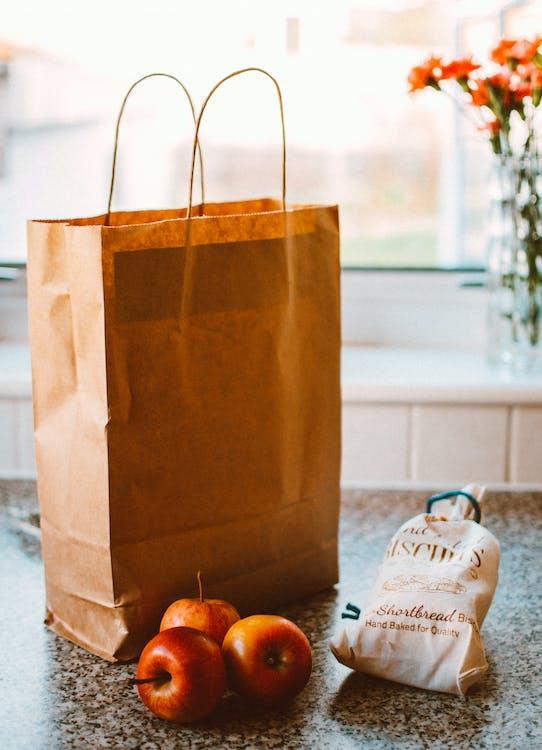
[134,626,226,723]
[222,614,312,705]
[160,571,240,645]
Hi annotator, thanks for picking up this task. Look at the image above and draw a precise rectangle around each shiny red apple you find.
[222,614,312,705]
[134,626,226,723]
[160,571,240,645]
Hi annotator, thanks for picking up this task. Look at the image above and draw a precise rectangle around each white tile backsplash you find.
[0,400,17,470]
[509,407,542,484]
[15,400,36,473]
[410,405,508,483]
[2,343,542,486]
[342,404,410,483]
[3,396,542,485]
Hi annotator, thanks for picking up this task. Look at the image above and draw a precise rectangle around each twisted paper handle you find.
[186,67,286,218]
[105,72,205,224]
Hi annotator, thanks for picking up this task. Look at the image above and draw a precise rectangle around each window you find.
[0,1,540,269]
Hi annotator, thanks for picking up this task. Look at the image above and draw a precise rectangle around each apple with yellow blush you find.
[160,571,240,645]
[222,614,312,705]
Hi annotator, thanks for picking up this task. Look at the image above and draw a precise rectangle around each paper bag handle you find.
[186,67,286,219]
[105,72,205,224]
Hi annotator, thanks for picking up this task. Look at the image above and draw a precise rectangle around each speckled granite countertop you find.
[1,481,541,750]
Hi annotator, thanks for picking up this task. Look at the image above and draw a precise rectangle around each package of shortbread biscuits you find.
[330,485,500,695]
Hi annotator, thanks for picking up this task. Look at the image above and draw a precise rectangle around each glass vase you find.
[487,155,542,373]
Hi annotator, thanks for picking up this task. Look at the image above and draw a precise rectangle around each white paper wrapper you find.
[330,485,500,695]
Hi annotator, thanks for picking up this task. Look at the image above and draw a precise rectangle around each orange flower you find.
[482,119,501,136]
[440,57,479,80]
[523,63,542,104]
[491,38,516,65]
[487,71,513,104]
[469,79,490,106]
[518,62,542,92]
[533,67,542,90]
[491,37,542,67]
[506,63,542,106]
[511,79,531,103]
[521,62,542,85]
[509,37,542,64]
[488,71,511,89]
[408,55,442,92]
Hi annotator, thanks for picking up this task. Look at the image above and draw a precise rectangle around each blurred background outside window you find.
[0,0,541,269]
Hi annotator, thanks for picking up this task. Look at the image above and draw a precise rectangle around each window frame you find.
[0,265,488,350]
[341,267,487,349]
[0,2,530,350]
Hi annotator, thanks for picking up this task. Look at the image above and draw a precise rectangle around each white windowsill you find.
[2,342,542,404]
[342,346,542,405]
[0,342,31,398]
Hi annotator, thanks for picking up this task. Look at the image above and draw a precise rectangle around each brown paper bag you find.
[27,68,341,662]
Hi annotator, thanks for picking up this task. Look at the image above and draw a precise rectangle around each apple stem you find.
[130,675,169,686]
[197,569,204,602]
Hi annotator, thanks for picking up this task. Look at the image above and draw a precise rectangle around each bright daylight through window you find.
[0,1,540,269]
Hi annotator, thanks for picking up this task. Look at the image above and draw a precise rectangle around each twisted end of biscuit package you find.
[329,485,500,695]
